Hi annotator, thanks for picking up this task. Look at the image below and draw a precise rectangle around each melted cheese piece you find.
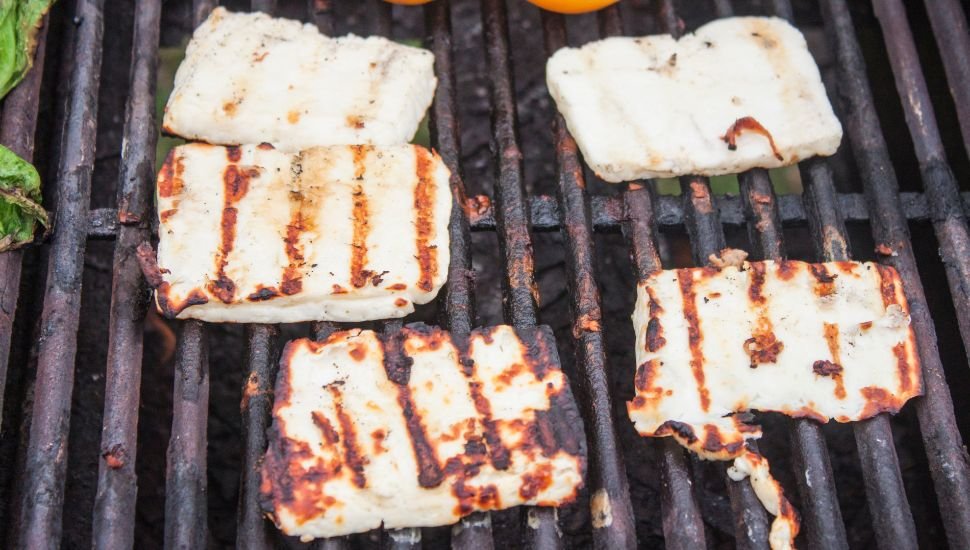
[154,143,451,323]
[546,17,843,182]
[162,8,436,152]
[260,325,585,540]
[628,260,921,550]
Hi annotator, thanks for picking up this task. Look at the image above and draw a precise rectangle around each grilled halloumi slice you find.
[628,260,920,550]
[259,324,585,540]
[153,143,451,323]
[546,17,843,182]
[162,8,436,152]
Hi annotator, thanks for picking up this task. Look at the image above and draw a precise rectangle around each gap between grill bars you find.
[1,0,969,548]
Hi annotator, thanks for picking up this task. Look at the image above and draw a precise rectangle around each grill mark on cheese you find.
[350,187,371,288]
[454,343,512,473]
[748,261,767,304]
[776,259,797,280]
[875,264,899,309]
[371,429,387,454]
[159,209,177,223]
[809,263,837,297]
[247,286,280,302]
[328,385,367,488]
[743,262,784,367]
[812,360,843,377]
[519,463,553,501]
[281,166,308,296]
[209,164,255,303]
[384,328,444,488]
[677,269,711,411]
[720,116,784,161]
[226,145,241,162]
[157,149,185,198]
[349,146,373,288]
[893,342,912,393]
[645,287,666,352]
[414,147,438,292]
[311,411,340,445]
[821,322,847,399]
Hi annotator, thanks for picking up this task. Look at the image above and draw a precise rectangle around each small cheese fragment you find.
[628,259,921,550]
[154,143,451,323]
[259,324,586,539]
[546,16,843,182]
[162,7,436,151]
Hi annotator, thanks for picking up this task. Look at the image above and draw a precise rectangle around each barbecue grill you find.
[1,0,969,548]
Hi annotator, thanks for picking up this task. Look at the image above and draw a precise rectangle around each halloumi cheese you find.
[628,259,920,550]
[153,143,452,323]
[162,7,436,152]
[259,324,585,540]
[546,17,843,182]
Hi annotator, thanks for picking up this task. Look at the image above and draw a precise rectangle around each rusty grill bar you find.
[2,0,970,548]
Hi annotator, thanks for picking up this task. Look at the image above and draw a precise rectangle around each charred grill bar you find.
[2,0,970,548]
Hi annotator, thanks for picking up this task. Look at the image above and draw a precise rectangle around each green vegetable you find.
[0,0,53,98]
[0,144,48,250]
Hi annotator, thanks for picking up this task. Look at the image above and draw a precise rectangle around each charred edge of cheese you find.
[153,143,452,323]
[259,324,586,538]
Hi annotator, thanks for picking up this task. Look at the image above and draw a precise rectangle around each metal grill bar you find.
[874,0,970,379]
[15,0,105,546]
[84,191,970,239]
[426,1,494,547]
[91,1,162,547]
[0,17,47,427]
[163,1,214,547]
[233,1,285,548]
[733,0,919,544]
[823,0,970,547]
[596,6,710,549]
[480,0,560,547]
[619,183,709,548]
[237,323,279,549]
[715,2,851,548]
[925,0,970,164]
[540,11,637,550]
[656,3,772,547]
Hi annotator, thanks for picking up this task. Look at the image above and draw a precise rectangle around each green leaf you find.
[0,0,55,99]
[0,144,48,251]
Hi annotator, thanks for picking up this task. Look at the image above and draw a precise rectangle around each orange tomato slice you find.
[525,0,619,14]
[383,0,434,5]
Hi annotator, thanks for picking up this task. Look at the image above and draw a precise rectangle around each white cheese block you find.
[546,17,843,182]
[628,259,921,550]
[153,143,452,323]
[260,324,585,540]
[162,7,436,152]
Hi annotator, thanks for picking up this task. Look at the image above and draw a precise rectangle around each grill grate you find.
[2,0,970,548]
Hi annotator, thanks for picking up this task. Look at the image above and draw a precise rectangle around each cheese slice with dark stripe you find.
[259,324,585,540]
[628,259,920,550]
[154,143,451,323]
